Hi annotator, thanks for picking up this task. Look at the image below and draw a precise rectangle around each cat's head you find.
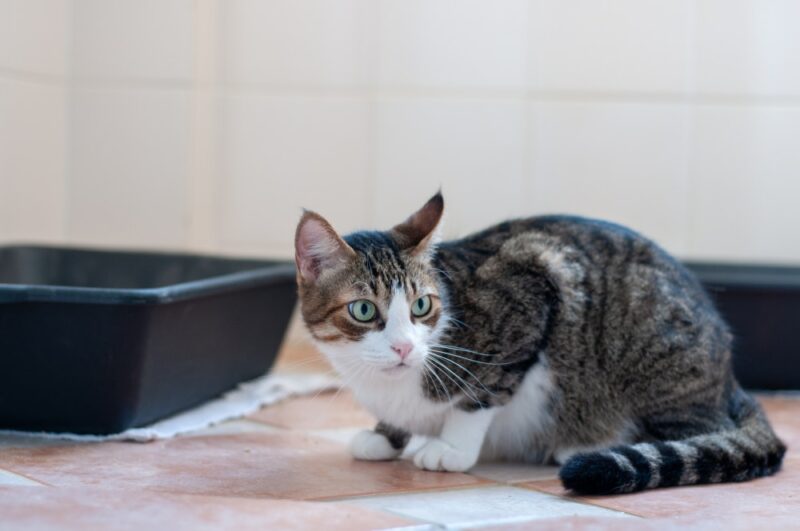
[295,193,448,379]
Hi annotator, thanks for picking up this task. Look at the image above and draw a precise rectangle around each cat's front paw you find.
[350,430,402,461]
[413,438,478,472]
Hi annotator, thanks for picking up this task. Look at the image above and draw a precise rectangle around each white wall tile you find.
[72,0,194,81]
[67,88,191,248]
[0,0,70,75]
[219,0,369,87]
[0,79,66,242]
[2,0,799,268]
[530,101,690,255]
[219,94,370,255]
[694,0,800,97]
[376,0,529,89]
[688,106,800,263]
[532,0,692,93]
[374,97,528,238]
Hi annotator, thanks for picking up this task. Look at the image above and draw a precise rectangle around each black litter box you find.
[686,262,800,391]
[0,245,297,434]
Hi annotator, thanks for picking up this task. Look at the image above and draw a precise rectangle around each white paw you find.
[350,430,402,461]
[413,438,478,472]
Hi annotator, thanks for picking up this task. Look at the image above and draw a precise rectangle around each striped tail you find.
[559,394,786,495]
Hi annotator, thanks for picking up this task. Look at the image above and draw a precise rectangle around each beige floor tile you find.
[273,341,332,373]
[182,419,282,438]
[517,395,800,520]
[307,427,364,447]
[759,394,800,449]
[347,485,632,528]
[482,514,795,531]
[479,516,644,530]
[0,431,486,500]
[249,391,375,430]
[523,456,800,519]
[0,486,415,531]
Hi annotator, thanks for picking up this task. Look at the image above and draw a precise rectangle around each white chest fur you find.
[483,359,556,461]
[349,370,453,435]
[349,357,557,460]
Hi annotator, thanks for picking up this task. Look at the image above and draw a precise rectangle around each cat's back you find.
[437,214,716,327]
[439,214,677,274]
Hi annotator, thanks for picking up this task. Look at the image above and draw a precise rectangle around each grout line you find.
[214,84,800,109]
[61,0,76,245]
[67,80,194,95]
[187,0,221,253]
[346,505,439,528]
[10,67,800,109]
[683,102,696,258]
[0,66,65,86]
[313,481,501,503]
[682,0,699,259]
[326,482,639,525]
[0,467,51,487]
[466,472,560,485]
[684,0,698,96]
[520,0,537,217]
[516,482,643,518]
[363,0,380,229]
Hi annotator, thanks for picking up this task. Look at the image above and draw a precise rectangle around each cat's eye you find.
[348,299,377,322]
[411,295,432,317]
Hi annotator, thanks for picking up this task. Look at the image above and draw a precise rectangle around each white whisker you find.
[427,352,496,398]
[424,361,453,405]
[429,348,517,367]
[427,356,483,406]
[431,343,497,357]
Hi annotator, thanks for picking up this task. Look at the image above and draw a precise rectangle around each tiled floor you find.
[1,345,798,530]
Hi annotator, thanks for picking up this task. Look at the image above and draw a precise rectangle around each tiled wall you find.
[2,0,799,263]
[0,0,70,243]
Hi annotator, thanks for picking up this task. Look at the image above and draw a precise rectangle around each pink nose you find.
[391,342,413,360]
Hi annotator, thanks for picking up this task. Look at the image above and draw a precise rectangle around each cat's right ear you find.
[294,211,355,284]
[391,192,445,257]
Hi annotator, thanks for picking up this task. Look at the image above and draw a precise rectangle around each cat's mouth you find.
[381,362,411,374]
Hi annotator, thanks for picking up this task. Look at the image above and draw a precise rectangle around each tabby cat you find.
[294,193,785,494]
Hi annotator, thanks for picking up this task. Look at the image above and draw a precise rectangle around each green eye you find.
[348,299,377,322]
[411,295,432,317]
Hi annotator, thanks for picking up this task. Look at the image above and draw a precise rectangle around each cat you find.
[294,192,785,494]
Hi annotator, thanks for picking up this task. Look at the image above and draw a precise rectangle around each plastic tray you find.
[0,245,296,434]
[686,261,800,390]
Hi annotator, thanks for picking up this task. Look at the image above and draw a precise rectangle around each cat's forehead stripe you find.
[345,230,409,292]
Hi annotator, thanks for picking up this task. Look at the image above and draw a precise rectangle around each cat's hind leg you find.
[559,390,786,494]
[350,421,409,461]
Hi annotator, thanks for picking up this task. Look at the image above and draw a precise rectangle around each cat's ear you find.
[295,211,355,283]
[391,192,444,257]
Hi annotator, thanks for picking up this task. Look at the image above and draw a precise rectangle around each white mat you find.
[0,372,340,443]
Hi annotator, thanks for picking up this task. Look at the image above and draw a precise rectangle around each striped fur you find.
[560,388,786,494]
[295,193,786,494]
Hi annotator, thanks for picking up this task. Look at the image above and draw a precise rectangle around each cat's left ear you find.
[391,192,444,258]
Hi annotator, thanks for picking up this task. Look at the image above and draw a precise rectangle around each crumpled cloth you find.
[0,372,340,443]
